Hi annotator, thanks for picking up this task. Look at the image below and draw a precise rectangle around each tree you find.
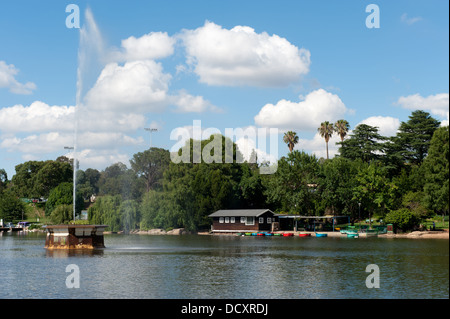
[97,163,142,200]
[338,124,386,163]
[88,195,122,231]
[11,161,46,197]
[385,208,421,233]
[49,204,73,224]
[119,200,140,233]
[422,126,449,214]
[239,164,267,208]
[76,168,101,199]
[45,182,83,219]
[0,169,7,193]
[10,159,72,199]
[334,119,350,142]
[394,110,440,165]
[263,151,319,214]
[130,147,170,192]
[352,163,397,227]
[317,157,362,218]
[283,131,299,152]
[33,160,73,198]
[161,135,247,230]
[318,121,334,160]
[0,190,25,222]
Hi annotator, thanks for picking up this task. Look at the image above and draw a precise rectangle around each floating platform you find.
[44,225,107,249]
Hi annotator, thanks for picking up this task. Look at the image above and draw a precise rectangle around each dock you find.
[0,227,23,232]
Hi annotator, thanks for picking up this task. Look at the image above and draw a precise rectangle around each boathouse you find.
[209,209,278,233]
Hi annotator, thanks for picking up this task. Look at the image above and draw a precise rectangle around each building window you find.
[219,217,224,223]
[259,217,264,224]
[230,217,235,223]
[267,217,272,224]
[240,217,245,223]
[245,217,255,226]
[225,217,230,223]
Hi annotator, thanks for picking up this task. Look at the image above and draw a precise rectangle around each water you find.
[0,232,448,299]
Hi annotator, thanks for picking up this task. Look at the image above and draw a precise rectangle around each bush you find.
[49,204,73,224]
[385,208,421,232]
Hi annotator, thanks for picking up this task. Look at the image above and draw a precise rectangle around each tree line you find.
[0,110,448,232]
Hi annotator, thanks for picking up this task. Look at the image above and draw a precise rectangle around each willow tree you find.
[318,121,334,160]
[283,131,299,152]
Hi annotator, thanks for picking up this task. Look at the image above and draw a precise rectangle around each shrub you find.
[385,208,421,232]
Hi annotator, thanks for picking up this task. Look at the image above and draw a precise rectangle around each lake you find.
[0,231,448,299]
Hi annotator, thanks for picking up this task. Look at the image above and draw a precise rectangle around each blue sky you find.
[0,0,448,178]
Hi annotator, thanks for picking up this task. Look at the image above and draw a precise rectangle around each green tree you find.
[0,169,7,193]
[33,160,73,198]
[49,204,73,224]
[317,157,362,218]
[239,164,267,208]
[140,190,182,230]
[0,190,25,222]
[393,110,440,165]
[385,208,422,232]
[88,195,122,231]
[264,151,319,214]
[11,161,46,197]
[422,126,449,214]
[338,124,386,163]
[76,168,101,200]
[283,131,299,152]
[318,121,334,160]
[98,163,142,200]
[161,135,247,230]
[130,147,170,192]
[119,200,140,233]
[45,182,83,218]
[352,163,397,227]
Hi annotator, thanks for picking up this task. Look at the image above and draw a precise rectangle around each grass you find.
[423,215,449,230]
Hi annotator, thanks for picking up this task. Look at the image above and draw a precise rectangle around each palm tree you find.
[334,119,350,142]
[318,121,334,159]
[283,131,299,152]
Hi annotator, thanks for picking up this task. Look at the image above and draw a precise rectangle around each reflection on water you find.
[0,232,448,299]
[45,249,105,258]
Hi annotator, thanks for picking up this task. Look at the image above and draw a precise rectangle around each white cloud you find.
[0,101,75,133]
[254,89,348,131]
[0,131,142,155]
[68,149,132,171]
[114,32,175,61]
[401,13,423,25]
[171,90,222,113]
[396,93,449,125]
[235,135,277,164]
[0,132,73,154]
[358,116,401,137]
[297,133,341,160]
[0,60,36,94]
[180,21,310,87]
[84,60,172,113]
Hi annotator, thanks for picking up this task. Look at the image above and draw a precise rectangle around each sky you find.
[0,0,448,179]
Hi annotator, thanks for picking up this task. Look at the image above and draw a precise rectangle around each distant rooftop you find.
[209,209,274,217]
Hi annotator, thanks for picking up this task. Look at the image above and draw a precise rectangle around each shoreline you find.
[129,228,449,239]
[23,227,449,239]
